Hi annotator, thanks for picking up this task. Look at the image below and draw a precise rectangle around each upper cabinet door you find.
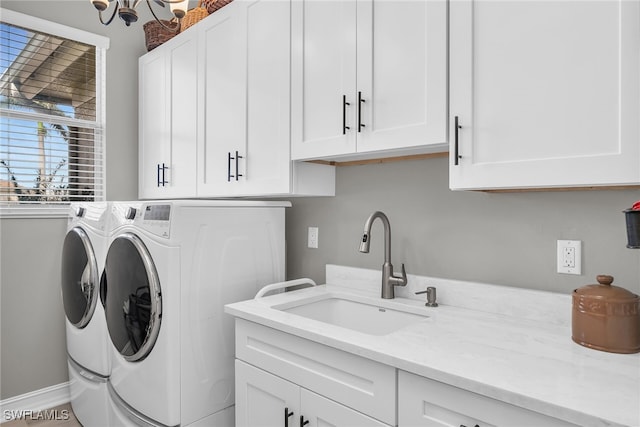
[139,49,168,199]
[139,33,197,199]
[197,2,244,197]
[167,34,198,197]
[198,0,296,197]
[291,0,357,160]
[236,0,292,195]
[355,0,447,154]
[291,0,448,161]
[450,0,640,190]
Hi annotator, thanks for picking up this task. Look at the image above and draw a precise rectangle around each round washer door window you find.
[61,227,99,328]
[103,232,162,362]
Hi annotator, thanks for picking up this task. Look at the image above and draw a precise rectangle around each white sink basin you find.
[279,296,429,335]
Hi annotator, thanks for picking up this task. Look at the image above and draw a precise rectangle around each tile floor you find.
[1,404,81,427]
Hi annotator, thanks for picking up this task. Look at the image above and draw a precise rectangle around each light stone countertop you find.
[224,265,640,427]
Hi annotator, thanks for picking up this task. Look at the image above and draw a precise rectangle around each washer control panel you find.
[139,204,171,239]
[143,204,171,222]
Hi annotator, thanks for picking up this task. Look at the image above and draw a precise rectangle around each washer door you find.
[103,233,162,362]
[61,227,99,329]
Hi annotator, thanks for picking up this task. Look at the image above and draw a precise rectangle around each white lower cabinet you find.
[235,359,299,427]
[234,319,395,426]
[236,360,389,427]
[397,371,580,427]
[234,320,582,427]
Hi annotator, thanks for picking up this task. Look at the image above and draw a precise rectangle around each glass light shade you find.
[91,0,110,11]
[170,0,189,19]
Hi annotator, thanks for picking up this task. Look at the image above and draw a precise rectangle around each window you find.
[0,9,109,216]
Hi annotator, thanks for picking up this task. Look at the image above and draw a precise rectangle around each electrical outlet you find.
[308,227,318,249]
[557,240,581,275]
[562,247,576,268]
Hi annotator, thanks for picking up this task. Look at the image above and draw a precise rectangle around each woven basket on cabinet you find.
[202,0,234,14]
[181,0,209,32]
[143,19,180,52]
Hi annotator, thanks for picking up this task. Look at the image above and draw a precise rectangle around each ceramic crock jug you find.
[572,275,640,354]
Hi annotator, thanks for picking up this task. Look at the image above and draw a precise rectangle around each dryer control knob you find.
[125,207,137,220]
[75,206,85,217]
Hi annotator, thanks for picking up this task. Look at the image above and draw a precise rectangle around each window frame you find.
[0,8,109,218]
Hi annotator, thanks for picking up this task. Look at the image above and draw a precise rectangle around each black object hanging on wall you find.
[624,209,640,248]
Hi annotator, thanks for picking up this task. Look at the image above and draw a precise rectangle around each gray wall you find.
[1,0,639,404]
[0,0,150,400]
[286,157,640,295]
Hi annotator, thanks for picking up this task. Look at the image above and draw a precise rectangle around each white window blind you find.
[0,9,107,214]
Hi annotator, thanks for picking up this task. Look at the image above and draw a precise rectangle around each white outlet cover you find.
[308,227,318,249]
[557,240,582,275]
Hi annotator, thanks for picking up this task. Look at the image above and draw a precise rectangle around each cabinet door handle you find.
[358,91,365,132]
[284,408,293,427]
[157,163,168,186]
[454,116,462,166]
[227,152,233,182]
[235,151,243,181]
[343,95,350,135]
[459,425,480,427]
[300,415,309,426]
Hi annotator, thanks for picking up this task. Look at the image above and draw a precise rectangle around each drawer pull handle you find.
[300,415,309,426]
[284,407,293,427]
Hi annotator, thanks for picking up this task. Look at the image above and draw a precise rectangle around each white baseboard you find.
[0,382,70,421]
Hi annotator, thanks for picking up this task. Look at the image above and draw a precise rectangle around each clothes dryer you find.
[103,200,288,427]
[61,202,111,426]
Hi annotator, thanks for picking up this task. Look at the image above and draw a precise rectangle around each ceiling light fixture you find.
[90,0,189,30]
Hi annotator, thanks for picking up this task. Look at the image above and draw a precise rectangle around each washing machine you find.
[103,200,288,427]
[61,202,112,426]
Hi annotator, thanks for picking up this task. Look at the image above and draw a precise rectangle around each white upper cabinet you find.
[237,0,293,195]
[139,31,198,199]
[355,0,447,154]
[197,0,334,197]
[139,0,334,199]
[450,0,640,190]
[291,0,448,161]
[291,1,357,159]
[197,2,243,197]
[139,48,166,199]
[199,0,294,197]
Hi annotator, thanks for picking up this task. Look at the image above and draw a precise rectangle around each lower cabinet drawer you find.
[236,359,391,427]
[398,371,580,427]
[235,319,396,425]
